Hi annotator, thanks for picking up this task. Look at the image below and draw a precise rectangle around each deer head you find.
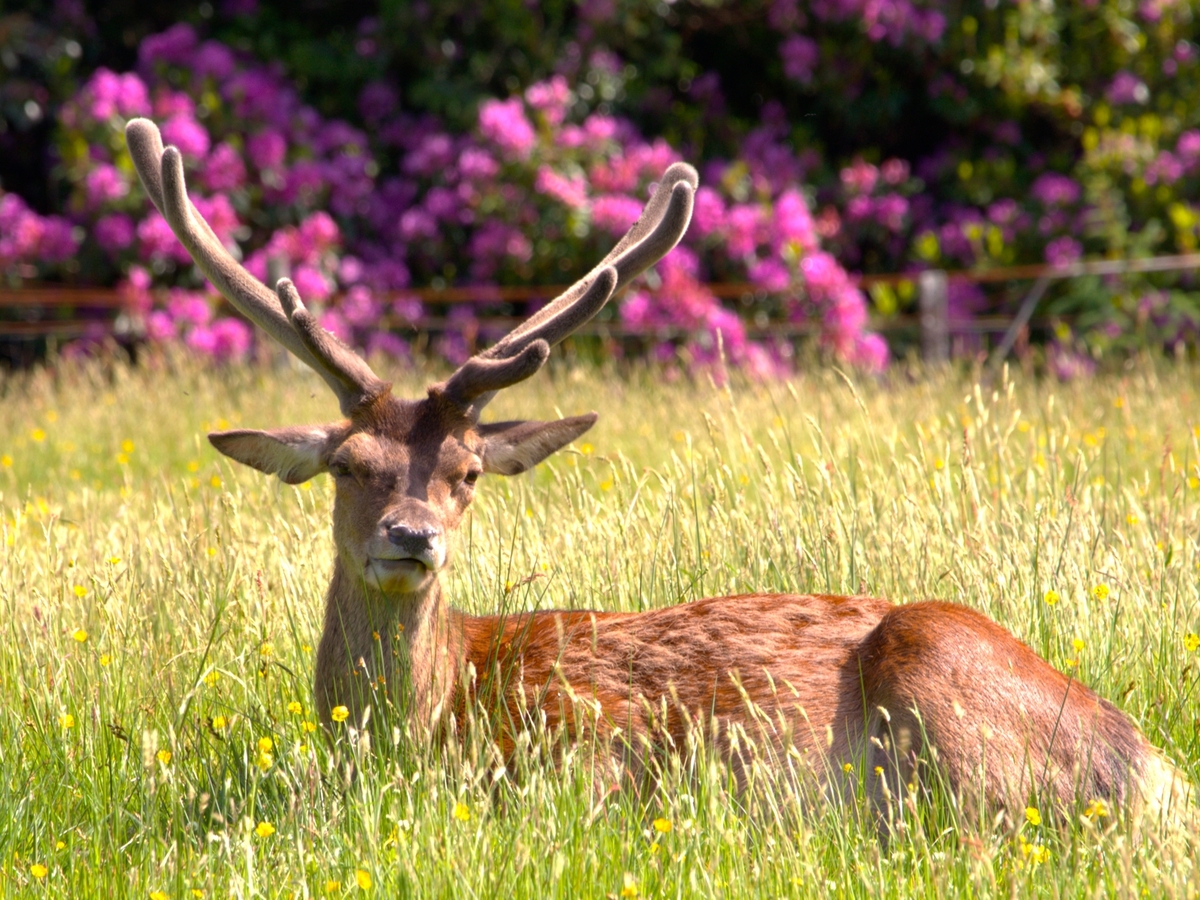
[124,116,696,612]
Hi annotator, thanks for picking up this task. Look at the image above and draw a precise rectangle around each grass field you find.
[1,352,1198,898]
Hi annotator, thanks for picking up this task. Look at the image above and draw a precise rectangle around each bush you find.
[5,1,1200,367]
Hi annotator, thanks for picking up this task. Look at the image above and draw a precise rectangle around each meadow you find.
[1,353,1198,898]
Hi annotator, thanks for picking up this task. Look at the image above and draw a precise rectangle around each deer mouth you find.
[366,556,436,592]
[369,556,428,572]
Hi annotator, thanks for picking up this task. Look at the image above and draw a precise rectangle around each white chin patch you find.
[366,558,434,594]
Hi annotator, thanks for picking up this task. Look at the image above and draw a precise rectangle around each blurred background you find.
[2,0,1199,376]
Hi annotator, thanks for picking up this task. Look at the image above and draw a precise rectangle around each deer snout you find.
[373,519,445,571]
[387,524,439,555]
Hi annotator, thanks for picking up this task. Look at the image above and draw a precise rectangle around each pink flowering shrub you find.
[3,22,885,374]
[12,0,1200,371]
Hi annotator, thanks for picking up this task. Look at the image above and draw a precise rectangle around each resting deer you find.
[125,118,1189,827]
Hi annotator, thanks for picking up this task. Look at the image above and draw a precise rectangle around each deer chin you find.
[366,557,436,594]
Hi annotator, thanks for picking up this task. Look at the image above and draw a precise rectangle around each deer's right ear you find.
[209,425,340,484]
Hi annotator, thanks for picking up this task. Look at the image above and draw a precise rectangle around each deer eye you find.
[330,462,352,479]
[463,469,481,486]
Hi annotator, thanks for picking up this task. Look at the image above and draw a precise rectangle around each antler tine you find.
[125,118,389,417]
[482,163,698,362]
[438,163,697,412]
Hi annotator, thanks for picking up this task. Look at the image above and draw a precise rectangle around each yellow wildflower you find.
[99,654,111,667]
[452,801,470,822]
[1043,590,1059,606]
[31,863,48,879]
[355,869,372,890]
[620,872,638,898]
[1185,632,1200,653]
[1091,583,1109,601]
[31,428,46,443]
[287,701,303,715]
[842,762,853,773]
[59,713,75,729]
[149,892,168,900]
[211,715,226,730]
[72,585,87,598]
[1025,806,1042,827]
[1084,798,1110,820]
[156,749,172,765]
[301,721,317,733]
[324,882,341,894]
[652,817,672,834]
[210,475,222,489]
[1073,638,1086,652]
[254,821,275,838]
[331,705,350,723]
[258,736,273,754]
[72,628,88,643]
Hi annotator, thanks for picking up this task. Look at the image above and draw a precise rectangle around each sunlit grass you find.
[1,351,1198,897]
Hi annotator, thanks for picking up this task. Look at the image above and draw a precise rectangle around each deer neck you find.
[315,559,463,734]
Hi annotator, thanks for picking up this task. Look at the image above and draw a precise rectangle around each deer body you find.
[124,117,1188,826]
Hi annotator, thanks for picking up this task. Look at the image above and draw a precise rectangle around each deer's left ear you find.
[478,413,598,476]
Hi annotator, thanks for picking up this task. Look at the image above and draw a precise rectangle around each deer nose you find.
[386,524,439,550]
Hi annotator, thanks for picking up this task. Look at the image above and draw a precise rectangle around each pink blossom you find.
[340,285,381,328]
[1044,236,1082,267]
[459,147,499,180]
[82,69,150,120]
[292,264,331,302]
[535,166,588,208]
[367,332,409,358]
[138,211,191,264]
[161,115,211,159]
[201,142,247,192]
[168,289,213,328]
[525,75,571,126]
[146,311,176,342]
[318,309,351,343]
[881,158,910,184]
[1106,71,1149,105]
[772,189,817,252]
[138,23,198,70]
[478,97,536,160]
[1030,173,1081,206]
[85,164,129,208]
[840,158,878,195]
[690,187,727,238]
[780,35,819,84]
[749,258,792,291]
[851,333,889,371]
[95,214,136,254]
[38,218,78,264]
[194,41,236,82]
[298,212,340,253]
[726,204,765,257]
[874,194,909,231]
[591,194,644,235]
[191,195,240,247]
[248,131,287,171]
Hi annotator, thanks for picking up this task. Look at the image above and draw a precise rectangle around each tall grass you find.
[1,353,1197,897]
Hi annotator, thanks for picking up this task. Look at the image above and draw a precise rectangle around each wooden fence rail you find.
[4,252,1200,361]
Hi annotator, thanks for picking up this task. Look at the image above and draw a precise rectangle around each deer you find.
[125,117,1190,831]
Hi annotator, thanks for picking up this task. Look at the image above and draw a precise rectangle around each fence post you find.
[919,269,949,364]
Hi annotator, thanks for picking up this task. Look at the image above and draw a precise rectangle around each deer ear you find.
[209,425,340,484]
[478,413,598,476]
